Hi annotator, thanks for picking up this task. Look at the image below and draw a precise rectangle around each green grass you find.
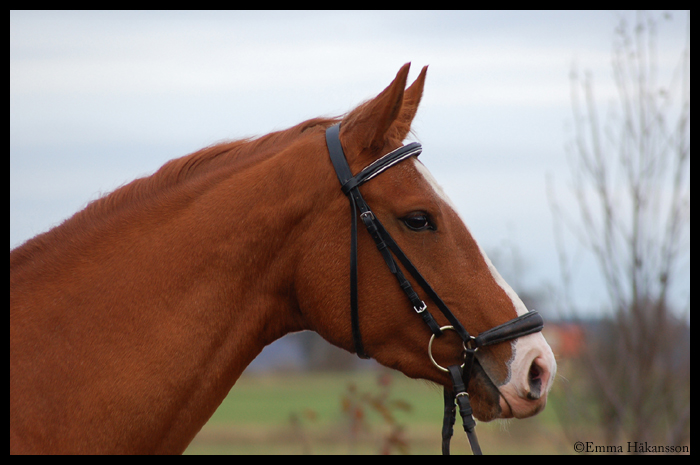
[185,369,568,455]
[205,370,442,425]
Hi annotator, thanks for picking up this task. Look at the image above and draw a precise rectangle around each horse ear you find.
[340,63,411,164]
[393,65,428,141]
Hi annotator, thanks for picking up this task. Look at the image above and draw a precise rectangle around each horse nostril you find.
[527,359,543,400]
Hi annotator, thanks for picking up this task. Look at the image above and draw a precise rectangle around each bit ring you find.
[428,325,469,373]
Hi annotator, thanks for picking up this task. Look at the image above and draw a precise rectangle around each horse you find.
[10,63,556,454]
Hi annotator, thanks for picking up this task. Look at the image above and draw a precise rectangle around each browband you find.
[341,143,422,194]
[325,124,422,194]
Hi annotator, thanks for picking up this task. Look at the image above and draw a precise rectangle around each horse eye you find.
[402,213,434,231]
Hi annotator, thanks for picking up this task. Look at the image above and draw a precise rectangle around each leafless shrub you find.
[548,11,690,449]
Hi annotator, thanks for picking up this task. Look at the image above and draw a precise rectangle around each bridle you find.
[325,124,545,455]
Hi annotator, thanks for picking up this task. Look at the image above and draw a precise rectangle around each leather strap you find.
[372,218,471,342]
[359,209,443,336]
[443,365,482,455]
[326,124,446,358]
[340,143,423,194]
[442,387,457,455]
[326,124,353,186]
[474,310,544,348]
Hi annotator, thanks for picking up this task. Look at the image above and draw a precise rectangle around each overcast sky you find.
[10,10,689,316]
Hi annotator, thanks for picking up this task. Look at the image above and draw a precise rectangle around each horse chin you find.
[468,360,505,422]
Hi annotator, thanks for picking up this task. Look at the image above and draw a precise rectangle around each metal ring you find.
[428,325,468,373]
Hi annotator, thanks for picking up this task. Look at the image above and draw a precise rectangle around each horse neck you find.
[10,144,320,453]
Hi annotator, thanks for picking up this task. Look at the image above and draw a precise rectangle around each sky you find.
[10,10,689,317]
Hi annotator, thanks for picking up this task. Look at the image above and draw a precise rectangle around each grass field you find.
[185,369,568,455]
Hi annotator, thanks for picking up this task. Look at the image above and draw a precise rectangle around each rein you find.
[325,124,544,454]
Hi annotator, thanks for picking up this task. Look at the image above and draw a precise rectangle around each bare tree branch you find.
[548,11,690,449]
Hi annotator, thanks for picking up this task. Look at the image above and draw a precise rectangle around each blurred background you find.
[11,10,689,454]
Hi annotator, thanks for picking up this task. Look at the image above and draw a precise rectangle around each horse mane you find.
[95,116,339,215]
[11,116,339,268]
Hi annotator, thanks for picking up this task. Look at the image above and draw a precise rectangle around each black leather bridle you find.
[325,124,545,455]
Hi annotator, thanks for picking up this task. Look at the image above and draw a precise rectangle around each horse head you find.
[296,63,556,422]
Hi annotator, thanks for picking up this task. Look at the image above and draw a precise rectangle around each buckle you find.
[360,211,375,221]
[413,301,427,313]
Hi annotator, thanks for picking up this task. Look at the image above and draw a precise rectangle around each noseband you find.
[325,124,544,455]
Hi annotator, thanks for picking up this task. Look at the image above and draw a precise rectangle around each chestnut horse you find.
[10,64,556,454]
